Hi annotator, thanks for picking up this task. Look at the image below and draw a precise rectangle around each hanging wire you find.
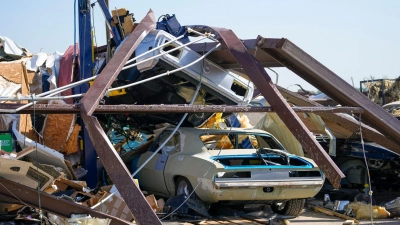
[32,95,43,225]
[357,113,374,224]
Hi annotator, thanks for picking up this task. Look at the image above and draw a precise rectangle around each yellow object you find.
[347,202,390,219]
[89,81,127,96]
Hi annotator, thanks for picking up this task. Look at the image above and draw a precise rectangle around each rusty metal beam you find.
[79,10,161,225]
[278,86,400,154]
[0,178,132,225]
[256,37,400,146]
[188,26,344,189]
[0,103,363,114]
[188,39,282,70]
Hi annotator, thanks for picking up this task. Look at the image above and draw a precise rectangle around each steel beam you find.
[188,39,282,70]
[277,86,400,154]
[256,36,400,146]
[0,178,132,225]
[79,10,161,225]
[0,104,363,114]
[188,25,344,189]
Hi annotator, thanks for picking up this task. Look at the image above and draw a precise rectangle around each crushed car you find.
[132,127,325,216]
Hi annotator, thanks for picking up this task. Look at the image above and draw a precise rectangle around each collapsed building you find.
[0,1,400,224]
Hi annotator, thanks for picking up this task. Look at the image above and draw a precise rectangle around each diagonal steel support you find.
[277,86,400,154]
[79,10,161,225]
[0,178,132,225]
[188,25,345,188]
[255,37,400,146]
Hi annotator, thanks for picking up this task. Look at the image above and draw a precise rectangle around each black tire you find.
[271,199,305,216]
[175,176,197,199]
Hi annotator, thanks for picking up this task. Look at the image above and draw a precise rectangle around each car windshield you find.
[200,132,284,150]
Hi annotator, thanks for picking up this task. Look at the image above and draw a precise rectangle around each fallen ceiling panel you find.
[188,25,344,189]
[255,36,400,146]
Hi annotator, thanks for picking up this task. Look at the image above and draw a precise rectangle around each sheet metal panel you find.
[187,25,344,189]
[0,178,132,225]
[256,36,400,146]
[79,10,161,225]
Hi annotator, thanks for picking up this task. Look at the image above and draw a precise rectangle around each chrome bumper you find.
[214,179,324,189]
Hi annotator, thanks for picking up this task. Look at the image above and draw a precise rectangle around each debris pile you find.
[364,79,400,106]
[1,2,400,225]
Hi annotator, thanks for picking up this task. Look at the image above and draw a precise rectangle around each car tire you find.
[271,199,305,216]
[175,177,197,199]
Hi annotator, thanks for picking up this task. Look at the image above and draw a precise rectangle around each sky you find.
[1,0,399,93]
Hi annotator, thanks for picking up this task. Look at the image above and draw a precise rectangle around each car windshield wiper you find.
[256,148,290,165]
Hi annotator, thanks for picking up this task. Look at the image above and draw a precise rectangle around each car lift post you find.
[78,0,97,188]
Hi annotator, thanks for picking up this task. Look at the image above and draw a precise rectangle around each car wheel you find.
[367,158,388,169]
[175,177,196,199]
[271,199,305,216]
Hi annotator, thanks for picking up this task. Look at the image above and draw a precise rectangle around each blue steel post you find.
[78,0,97,188]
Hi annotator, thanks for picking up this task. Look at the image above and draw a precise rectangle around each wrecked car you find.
[316,135,400,189]
[132,127,325,216]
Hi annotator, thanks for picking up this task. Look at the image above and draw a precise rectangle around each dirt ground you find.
[163,206,399,225]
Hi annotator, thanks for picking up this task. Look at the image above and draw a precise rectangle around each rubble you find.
[363,79,400,106]
[0,1,400,225]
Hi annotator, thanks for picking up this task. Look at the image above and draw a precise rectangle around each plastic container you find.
[0,132,13,153]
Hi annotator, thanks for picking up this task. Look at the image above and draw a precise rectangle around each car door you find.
[136,131,181,196]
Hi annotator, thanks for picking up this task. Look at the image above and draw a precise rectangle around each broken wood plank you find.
[307,204,359,224]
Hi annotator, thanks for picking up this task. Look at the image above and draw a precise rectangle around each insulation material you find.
[237,114,252,128]
[48,213,111,225]
[25,52,47,72]
[393,108,400,116]
[176,85,205,105]
[42,100,76,151]
[254,107,304,156]
[0,75,20,99]
[198,113,223,129]
[61,124,81,155]
[364,79,400,105]
[0,36,31,60]
[0,158,55,191]
[347,202,390,219]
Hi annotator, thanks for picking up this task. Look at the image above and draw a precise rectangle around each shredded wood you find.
[61,123,81,155]
[42,101,75,151]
